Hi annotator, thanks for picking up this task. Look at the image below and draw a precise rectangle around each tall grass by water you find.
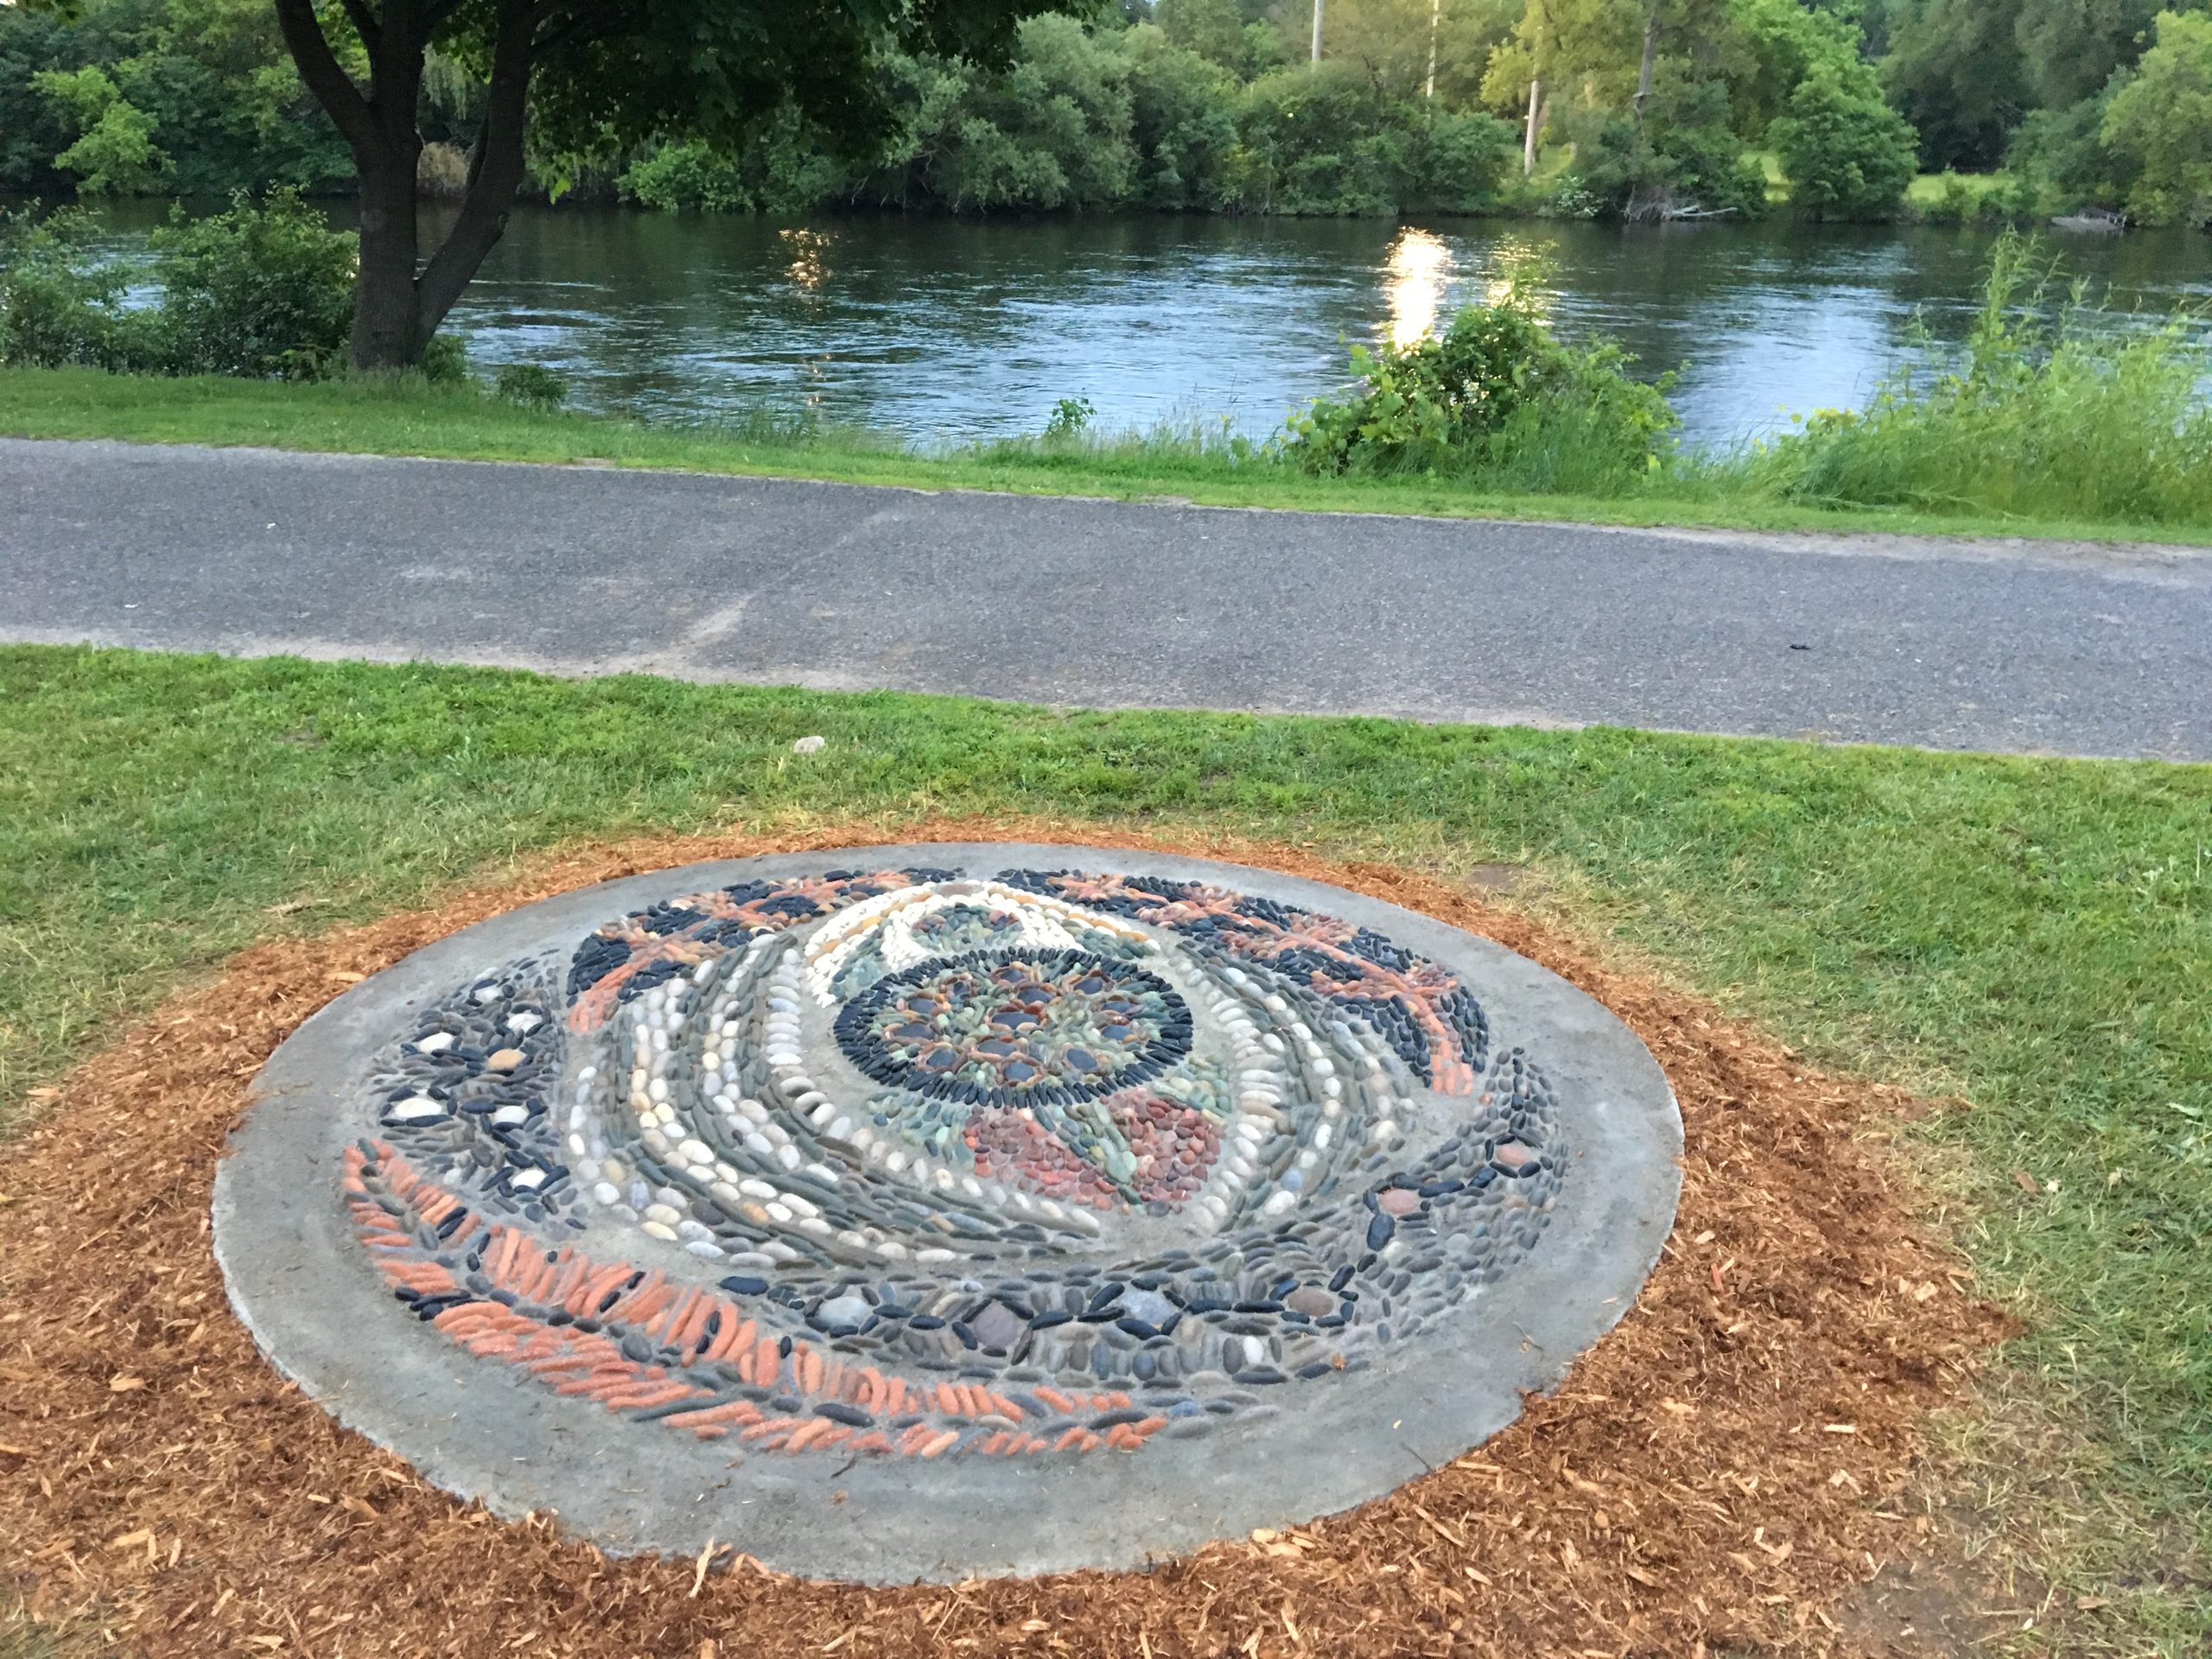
[1712,233,2212,525]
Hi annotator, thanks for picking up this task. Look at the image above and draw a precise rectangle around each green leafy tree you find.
[238,0,1065,370]
[2101,10,2212,225]
[1481,0,1649,120]
[618,109,849,213]
[1154,0,1245,65]
[2007,92,2127,209]
[1324,0,1521,104]
[1580,67,1768,216]
[1771,58,1919,219]
[6,1,353,198]
[1726,0,1864,134]
[0,7,79,194]
[1232,61,1406,213]
[1125,23,1242,206]
[1880,0,2029,170]
[859,16,1137,210]
[2015,0,2169,108]
[1401,105,1521,208]
[31,64,169,194]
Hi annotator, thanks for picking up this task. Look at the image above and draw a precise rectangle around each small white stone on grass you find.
[792,734,827,754]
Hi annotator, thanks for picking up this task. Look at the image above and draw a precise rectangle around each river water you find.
[79,203,2212,448]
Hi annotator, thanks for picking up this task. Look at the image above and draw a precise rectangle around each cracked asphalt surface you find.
[5,438,2209,760]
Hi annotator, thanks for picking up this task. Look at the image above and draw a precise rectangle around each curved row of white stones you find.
[799,880,1152,1006]
[566,903,1423,1264]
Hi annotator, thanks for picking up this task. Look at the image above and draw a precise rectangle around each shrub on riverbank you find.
[0,191,354,379]
[1284,281,1679,491]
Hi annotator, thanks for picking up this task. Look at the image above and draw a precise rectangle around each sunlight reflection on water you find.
[65,201,2212,449]
[1385,227,1452,346]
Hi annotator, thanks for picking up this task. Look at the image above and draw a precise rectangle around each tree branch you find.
[338,0,382,54]
[414,0,536,333]
[273,0,380,156]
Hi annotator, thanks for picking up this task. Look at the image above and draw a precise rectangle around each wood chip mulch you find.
[0,819,2012,1656]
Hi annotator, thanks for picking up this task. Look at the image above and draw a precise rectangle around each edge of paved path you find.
[11,435,2212,578]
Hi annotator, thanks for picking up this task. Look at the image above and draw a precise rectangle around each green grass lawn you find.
[6,366,2210,548]
[0,644,2206,1649]
[1909,168,2018,206]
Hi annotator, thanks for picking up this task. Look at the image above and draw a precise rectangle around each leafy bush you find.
[617,107,847,214]
[1230,63,1405,216]
[1,190,353,379]
[1285,275,1679,490]
[1401,107,1522,213]
[1771,62,1919,220]
[614,21,1516,219]
[2006,96,2123,213]
[1043,395,1094,439]
[149,188,355,378]
[1726,233,2212,524]
[0,207,155,370]
[420,333,473,385]
[495,361,569,410]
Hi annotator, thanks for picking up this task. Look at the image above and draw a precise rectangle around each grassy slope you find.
[4,366,2209,547]
[0,645,2205,1649]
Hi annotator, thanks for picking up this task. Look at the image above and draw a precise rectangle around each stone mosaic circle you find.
[216,847,1681,1581]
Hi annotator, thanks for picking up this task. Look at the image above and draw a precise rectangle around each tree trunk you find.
[1523,78,1544,176]
[1633,2,1662,130]
[413,0,536,346]
[352,151,426,370]
[276,0,537,372]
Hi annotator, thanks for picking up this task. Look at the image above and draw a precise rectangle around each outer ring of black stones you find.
[830,946,1195,1108]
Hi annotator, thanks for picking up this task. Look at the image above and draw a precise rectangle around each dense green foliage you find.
[1769,59,1918,218]
[1884,0,2212,221]
[6,0,2209,221]
[0,191,354,378]
[613,17,1522,217]
[2099,10,2212,228]
[0,0,351,199]
[1286,276,1679,486]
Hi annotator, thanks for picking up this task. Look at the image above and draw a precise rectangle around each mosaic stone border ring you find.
[215,846,1681,1582]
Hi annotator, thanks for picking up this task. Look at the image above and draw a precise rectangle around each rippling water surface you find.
[79,204,2212,448]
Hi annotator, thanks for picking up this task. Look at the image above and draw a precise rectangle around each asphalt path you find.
[5,438,2209,760]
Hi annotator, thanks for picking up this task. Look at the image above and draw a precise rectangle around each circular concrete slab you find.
[215,846,1681,1582]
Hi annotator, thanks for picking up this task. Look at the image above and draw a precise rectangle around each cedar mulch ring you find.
[0,819,2012,1657]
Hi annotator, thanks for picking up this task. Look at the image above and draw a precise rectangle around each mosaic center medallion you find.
[216,846,1681,1581]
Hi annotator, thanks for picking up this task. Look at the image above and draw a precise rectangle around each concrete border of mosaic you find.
[214,845,1681,1583]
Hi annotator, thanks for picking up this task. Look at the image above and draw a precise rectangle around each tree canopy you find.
[6,0,2211,244]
